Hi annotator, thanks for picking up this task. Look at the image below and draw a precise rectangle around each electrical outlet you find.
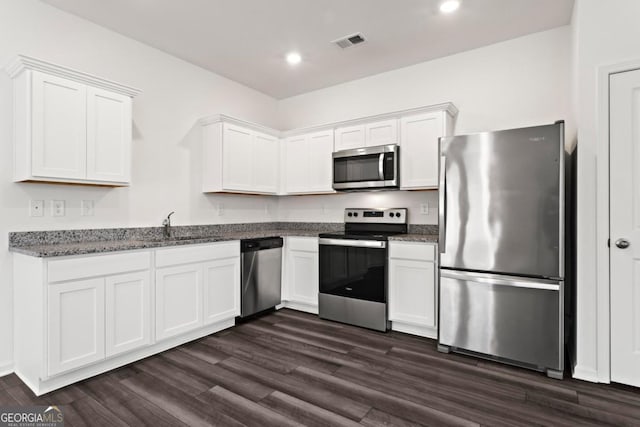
[51,200,65,217]
[217,204,224,216]
[81,200,95,216]
[29,200,44,217]
[420,203,429,215]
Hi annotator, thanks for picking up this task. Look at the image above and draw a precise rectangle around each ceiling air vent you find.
[332,33,366,49]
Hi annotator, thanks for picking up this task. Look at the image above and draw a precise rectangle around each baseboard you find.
[572,364,602,383]
[390,321,437,339]
[0,362,14,377]
[282,300,318,314]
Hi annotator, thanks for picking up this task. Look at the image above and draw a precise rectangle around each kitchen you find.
[1,0,640,425]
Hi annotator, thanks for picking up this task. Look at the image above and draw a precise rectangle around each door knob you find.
[616,238,631,249]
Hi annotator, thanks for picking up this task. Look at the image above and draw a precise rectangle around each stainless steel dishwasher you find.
[240,237,283,318]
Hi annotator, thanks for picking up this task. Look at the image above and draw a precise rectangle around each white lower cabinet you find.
[203,257,241,325]
[282,237,319,313]
[105,271,151,358]
[48,278,106,376]
[13,240,240,396]
[388,241,438,338]
[155,264,203,341]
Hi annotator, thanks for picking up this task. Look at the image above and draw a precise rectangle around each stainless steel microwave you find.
[332,144,399,191]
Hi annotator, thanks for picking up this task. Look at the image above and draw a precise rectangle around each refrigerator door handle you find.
[439,155,446,253]
[440,270,561,291]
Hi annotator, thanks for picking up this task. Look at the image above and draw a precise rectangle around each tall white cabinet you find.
[5,55,140,186]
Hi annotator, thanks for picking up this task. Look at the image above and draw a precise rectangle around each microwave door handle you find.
[378,153,385,181]
[439,155,446,253]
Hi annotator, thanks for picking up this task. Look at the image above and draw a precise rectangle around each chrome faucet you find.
[162,211,175,238]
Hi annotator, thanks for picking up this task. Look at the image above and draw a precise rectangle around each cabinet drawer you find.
[155,241,239,268]
[287,237,318,252]
[389,242,435,262]
[48,251,151,283]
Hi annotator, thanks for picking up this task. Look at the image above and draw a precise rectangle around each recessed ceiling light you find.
[440,0,460,14]
[286,52,302,66]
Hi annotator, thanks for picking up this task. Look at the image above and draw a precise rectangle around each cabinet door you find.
[203,257,240,325]
[400,112,444,189]
[105,271,151,357]
[307,131,334,193]
[86,87,132,183]
[156,264,203,340]
[222,123,253,191]
[365,119,398,147]
[253,132,279,194]
[287,249,319,307]
[334,125,365,151]
[48,278,105,376]
[284,135,308,194]
[389,259,436,328]
[31,72,87,179]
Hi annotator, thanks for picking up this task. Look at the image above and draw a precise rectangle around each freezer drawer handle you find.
[440,270,560,291]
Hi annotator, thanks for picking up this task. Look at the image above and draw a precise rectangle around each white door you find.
[284,135,308,194]
[86,87,131,183]
[388,259,436,329]
[203,257,240,325]
[307,131,334,193]
[31,72,87,179]
[105,271,151,357]
[222,123,253,191]
[156,264,203,340]
[253,132,279,194]
[610,68,640,387]
[287,250,319,307]
[365,119,398,147]
[48,278,105,376]
[334,125,365,151]
[400,112,443,189]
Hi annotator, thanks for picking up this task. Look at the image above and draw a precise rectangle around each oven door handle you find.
[319,238,387,249]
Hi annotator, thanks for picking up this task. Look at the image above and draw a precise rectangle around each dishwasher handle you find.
[241,237,284,252]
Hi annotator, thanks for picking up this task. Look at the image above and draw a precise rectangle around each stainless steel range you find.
[318,208,408,331]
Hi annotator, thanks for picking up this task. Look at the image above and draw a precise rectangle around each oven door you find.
[318,238,387,303]
[332,145,398,190]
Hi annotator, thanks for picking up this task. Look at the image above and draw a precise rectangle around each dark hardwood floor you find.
[1,309,639,426]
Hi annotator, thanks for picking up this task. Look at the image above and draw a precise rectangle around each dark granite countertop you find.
[9,222,438,257]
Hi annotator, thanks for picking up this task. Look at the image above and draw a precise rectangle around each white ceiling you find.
[42,0,575,99]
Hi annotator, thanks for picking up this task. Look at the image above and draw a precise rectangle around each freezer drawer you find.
[439,269,563,371]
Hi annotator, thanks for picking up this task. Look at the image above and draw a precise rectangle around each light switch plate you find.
[51,200,65,217]
[81,200,95,216]
[29,200,44,217]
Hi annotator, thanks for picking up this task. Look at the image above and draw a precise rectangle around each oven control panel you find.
[344,208,408,224]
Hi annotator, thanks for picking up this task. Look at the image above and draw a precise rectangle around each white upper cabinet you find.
[201,116,279,194]
[334,119,399,152]
[283,130,334,194]
[400,109,456,190]
[334,124,365,151]
[5,55,140,186]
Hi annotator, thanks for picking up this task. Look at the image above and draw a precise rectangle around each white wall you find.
[572,0,640,382]
[0,0,281,372]
[277,27,572,225]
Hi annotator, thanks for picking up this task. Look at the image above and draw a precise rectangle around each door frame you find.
[597,59,640,383]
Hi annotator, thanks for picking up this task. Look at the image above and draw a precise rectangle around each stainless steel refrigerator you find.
[437,122,566,379]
